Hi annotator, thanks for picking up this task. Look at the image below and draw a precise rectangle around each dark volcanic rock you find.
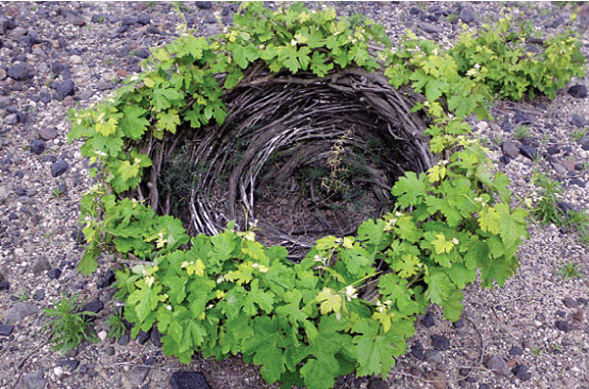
[78,299,103,321]
[421,312,435,328]
[0,323,14,336]
[519,144,539,161]
[47,268,62,280]
[50,160,69,177]
[512,364,531,381]
[195,1,213,10]
[568,84,587,98]
[169,371,210,389]
[555,320,571,332]
[7,63,31,81]
[460,6,475,23]
[431,334,450,351]
[30,139,45,155]
[55,79,75,99]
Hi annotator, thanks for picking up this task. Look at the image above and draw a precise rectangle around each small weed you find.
[42,294,99,353]
[22,144,31,151]
[104,58,113,66]
[13,289,28,302]
[558,261,584,280]
[44,231,53,239]
[106,309,127,339]
[532,171,566,225]
[52,188,64,198]
[530,346,543,357]
[30,5,37,11]
[571,128,587,142]
[129,50,136,57]
[541,133,550,145]
[513,124,531,141]
[98,16,105,23]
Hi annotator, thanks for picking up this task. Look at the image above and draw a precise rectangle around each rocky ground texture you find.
[1,2,588,389]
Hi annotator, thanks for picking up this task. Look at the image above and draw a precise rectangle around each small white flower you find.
[291,39,297,46]
[166,305,172,311]
[452,238,459,245]
[181,261,190,269]
[474,63,480,69]
[216,275,225,284]
[395,211,403,218]
[252,263,259,269]
[314,255,323,263]
[145,276,155,287]
[344,285,358,301]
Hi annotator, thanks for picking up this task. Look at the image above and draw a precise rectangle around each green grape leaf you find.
[120,105,150,140]
[424,268,453,305]
[442,289,464,322]
[128,282,162,323]
[156,109,181,134]
[393,254,421,279]
[391,171,428,208]
[243,279,275,315]
[316,288,343,315]
[353,318,409,378]
[448,263,476,289]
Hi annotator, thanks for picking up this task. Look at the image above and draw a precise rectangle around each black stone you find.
[122,16,136,26]
[169,371,210,389]
[30,139,45,155]
[50,160,69,177]
[568,84,587,98]
[519,144,539,161]
[33,289,45,301]
[0,324,14,336]
[556,310,566,318]
[512,364,531,381]
[118,333,130,346]
[78,299,103,321]
[499,155,511,165]
[431,334,450,351]
[570,178,585,188]
[136,14,150,25]
[410,7,422,16]
[15,187,26,196]
[452,318,465,329]
[7,64,31,81]
[58,359,80,371]
[150,325,163,347]
[410,339,426,361]
[575,163,586,171]
[90,14,106,23]
[460,6,475,23]
[48,268,62,280]
[195,1,213,10]
[509,346,524,356]
[40,91,51,104]
[513,110,532,124]
[136,329,151,345]
[547,145,560,155]
[563,297,578,308]
[55,79,75,99]
[0,281,10,291]
[8,212,17,220]
[421,312,435,328]
[71,229,85,244]
[105,346,115,355]
[51,61,63,75]
[571,114,585,128]
[145,357,156,366]
[98,270,116,289]
[478,385,489,389]
[555,320,571,332]
[135,48,150,59]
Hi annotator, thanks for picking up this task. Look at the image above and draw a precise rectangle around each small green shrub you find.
[558,261,584,280]
[449,17,585,100]
[42,294,99,353]
[106,308,128,339]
